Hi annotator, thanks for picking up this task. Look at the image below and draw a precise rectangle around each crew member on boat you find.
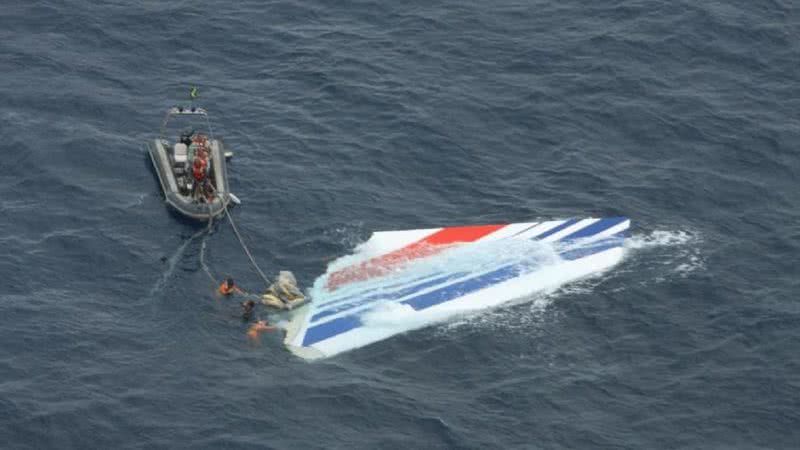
[192,156,207,199]
[189,135,216,202]
[189,139,207,199]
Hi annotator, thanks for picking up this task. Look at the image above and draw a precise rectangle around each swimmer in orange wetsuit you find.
[247,319,276,341]
[218,277,244,296]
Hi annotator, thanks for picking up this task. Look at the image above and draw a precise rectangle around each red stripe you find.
[326,224,506,290]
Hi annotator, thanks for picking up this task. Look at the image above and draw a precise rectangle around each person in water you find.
[241,299,256,321]
[218,277,243,296]
[247,319,276,341]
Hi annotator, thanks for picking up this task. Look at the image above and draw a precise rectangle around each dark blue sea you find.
[2,0,799,448]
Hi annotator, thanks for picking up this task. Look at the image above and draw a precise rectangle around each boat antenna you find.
[189,86,199,108]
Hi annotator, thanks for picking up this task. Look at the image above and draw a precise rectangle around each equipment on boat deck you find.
[146,106,233,221]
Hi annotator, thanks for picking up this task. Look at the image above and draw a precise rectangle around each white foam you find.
[624,229,705,277]
[625,230,696,250]
[300,246,625,358]
[303,229,703,358]
[289,221,724,359]
[309,238,560,317]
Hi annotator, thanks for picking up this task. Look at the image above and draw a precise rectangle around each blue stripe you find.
[403,236,626,311]
[402,264,521,310]
[302,315,362,347]
[560,233,625,260]
[532,219,578,240]
[311,271,468,322]
[558,217,627,242]
[317,271,447,307]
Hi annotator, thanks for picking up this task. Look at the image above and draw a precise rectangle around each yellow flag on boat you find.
[190,86,199,100]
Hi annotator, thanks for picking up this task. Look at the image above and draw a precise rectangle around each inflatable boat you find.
[147,106,232,221]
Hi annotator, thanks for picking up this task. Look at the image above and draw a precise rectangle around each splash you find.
[624,229,705,278]
[309,237,560,310]
[625,230,697,250]
[356,242,615,331]
[439,229,704,336]
[294,236,625,358]
[286,218,635,359]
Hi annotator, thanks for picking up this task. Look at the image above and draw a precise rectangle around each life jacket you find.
[218,282,234,295]
[192,158,206,182]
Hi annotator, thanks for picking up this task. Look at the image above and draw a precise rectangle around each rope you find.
[166,126,269,295]
[202,181,272,290]
[221,197,271,289]
[207,109,270,287]
[199,214,217,286]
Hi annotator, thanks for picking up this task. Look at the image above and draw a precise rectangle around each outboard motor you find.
[180,128,194,147]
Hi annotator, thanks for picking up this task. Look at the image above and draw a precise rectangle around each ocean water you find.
[1,0,799,448]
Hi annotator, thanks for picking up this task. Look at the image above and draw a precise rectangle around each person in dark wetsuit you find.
[241,300,256,322]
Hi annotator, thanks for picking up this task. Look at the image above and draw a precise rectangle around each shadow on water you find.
[146,224,209,299]
[142,147,221,298]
